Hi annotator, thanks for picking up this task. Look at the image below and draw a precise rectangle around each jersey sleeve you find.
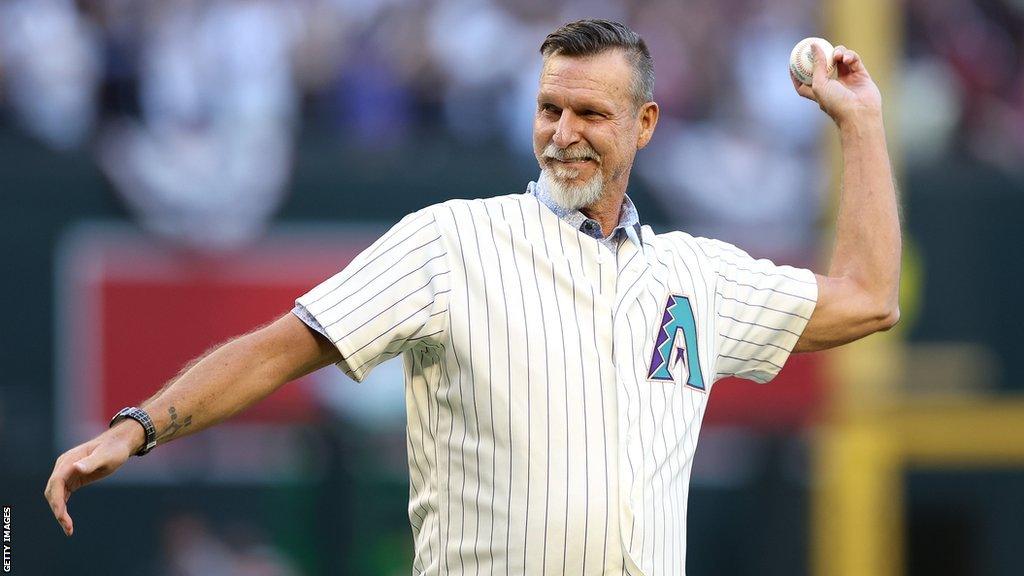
[293,208,451,382]
[698,238,818,384]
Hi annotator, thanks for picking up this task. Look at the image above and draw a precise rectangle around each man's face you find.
[533,49,657,211]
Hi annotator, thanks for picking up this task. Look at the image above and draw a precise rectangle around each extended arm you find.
[792,44,901,352]
[45,312,340,536]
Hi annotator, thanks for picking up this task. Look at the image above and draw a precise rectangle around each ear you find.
[636,101,659,149]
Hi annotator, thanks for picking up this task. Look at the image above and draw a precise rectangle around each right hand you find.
[790,43,882,126]
[44,422,141,536]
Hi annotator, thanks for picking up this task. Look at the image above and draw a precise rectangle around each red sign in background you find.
[706,354,823,429]
[59,225,380,440]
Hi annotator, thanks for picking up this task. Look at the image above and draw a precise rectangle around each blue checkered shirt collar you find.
[529,178,642,250]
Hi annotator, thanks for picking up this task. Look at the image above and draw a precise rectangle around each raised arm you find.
[792,43,902,353]
[44,312,340,536]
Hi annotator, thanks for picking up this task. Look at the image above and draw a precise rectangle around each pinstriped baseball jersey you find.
[294,187,817,576]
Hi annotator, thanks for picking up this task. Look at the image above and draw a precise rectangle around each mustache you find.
[543,143,601,163]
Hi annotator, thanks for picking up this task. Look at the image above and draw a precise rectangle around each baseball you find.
[789,37,836,85]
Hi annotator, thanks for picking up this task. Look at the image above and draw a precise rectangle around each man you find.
[47,19,899,575]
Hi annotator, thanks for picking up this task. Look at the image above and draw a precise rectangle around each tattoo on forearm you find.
[156,406,193,443]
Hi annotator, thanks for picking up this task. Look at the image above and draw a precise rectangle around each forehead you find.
[538,50,634,107]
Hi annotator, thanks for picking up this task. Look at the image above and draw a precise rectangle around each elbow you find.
[858,281,900,333]
[875,305,901,332]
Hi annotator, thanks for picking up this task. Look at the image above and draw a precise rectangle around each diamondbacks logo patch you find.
[647,294,705,390]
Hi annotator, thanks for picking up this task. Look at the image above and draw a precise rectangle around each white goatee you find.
[539,143,604,211]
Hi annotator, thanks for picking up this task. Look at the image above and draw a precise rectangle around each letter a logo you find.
[647,294,705,390]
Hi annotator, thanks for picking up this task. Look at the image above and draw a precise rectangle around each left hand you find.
[44,424,138,536]
[791,43,882,125]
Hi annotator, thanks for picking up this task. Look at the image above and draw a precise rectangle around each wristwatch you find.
[109,407,158,456]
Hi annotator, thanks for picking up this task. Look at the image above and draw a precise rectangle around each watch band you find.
[109,407,158,456]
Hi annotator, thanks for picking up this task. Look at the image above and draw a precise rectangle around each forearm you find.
[114,315,337,453]
[47,314,339,537]
[830,110,901,314]
[794,111,902,352]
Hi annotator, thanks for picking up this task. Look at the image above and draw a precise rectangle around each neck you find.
[580,188,626,238]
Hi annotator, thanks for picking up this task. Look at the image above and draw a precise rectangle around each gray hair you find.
[539,19,654,111]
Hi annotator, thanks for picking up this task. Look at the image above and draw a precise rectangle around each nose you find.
[552,109,582,149]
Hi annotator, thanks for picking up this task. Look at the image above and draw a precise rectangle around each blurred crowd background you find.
[1,0,1023,574]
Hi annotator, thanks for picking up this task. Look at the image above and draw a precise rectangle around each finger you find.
[796,82,816,100]
[789,70,816,100]
[843,48,865,72]
[833,45,847,64]
[47,473,75,536]
[44,474,74,536]
[45,442,102,537]
[832,44,866,75]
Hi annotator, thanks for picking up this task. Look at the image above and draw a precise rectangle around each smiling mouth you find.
[550,157,595,165]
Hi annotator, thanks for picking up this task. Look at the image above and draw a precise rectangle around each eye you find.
[539,103,561,116]
[583,110,605,119]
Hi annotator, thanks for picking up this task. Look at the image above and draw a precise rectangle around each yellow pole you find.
[814,1,904,575]
[813,420,902,576]
[814,399,1024,576]
[825,0,904,413]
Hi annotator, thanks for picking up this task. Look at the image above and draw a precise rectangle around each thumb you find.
[74,453,105,475]
[810,43,829,85]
